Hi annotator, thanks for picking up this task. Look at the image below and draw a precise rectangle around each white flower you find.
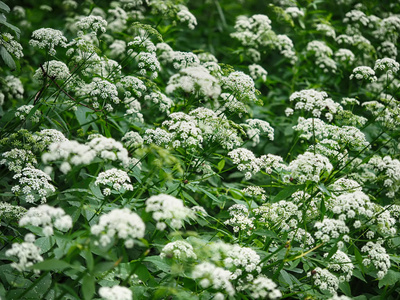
[29,28,68,56]
[160,240,197,260]
[145,194,195,230]
[6,234,43,273]
[350,66,377,82]
[76,15,107,34]
[308,267,339,294]
[287,152,333,183]
[176,5,197,30]
[374,57,400,74]
[314,218,349,242]
[192,262,235,297]
[91,208,145,248]
[19,204,72,236]
[95,168,134,195]
[99,285,132,300]
[361,241,390,279]
[166,66,221,100]
[12,167,56,203]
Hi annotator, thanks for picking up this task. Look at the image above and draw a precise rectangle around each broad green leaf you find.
[0,2,10,13]
[279,269,293,287]
[82,274,95,300]
[144,256,171,273]
[32,259,71,271]
[0,46,16,69]
[93,262,116,275]
[378,270,400,288]
[35,236,55,254]
[339,281,352,296]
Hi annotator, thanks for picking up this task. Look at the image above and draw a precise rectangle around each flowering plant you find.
[1,0,400,299]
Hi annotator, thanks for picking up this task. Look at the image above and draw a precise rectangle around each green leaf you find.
[82,274,95,300]
[217,159,225,172]
[75,106,93,133]
[134,263,151,283]
[31,259,72,271]
[0,2,10,13]
[144,256,171,273]
[279,269,293,287]
[82,249,94,272]
[271,184,305,202]
[35,236,55,254]
[93,262,116,275]
[339,281,352,296]
[197,186,224,206]
[378,270,400,288]
[0,17,20,39]
[0,46,16,69]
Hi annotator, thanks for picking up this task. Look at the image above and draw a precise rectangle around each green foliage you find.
[1,0,400,299]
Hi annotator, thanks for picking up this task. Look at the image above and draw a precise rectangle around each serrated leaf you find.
[0,46,16,69]
[31,259,71,271]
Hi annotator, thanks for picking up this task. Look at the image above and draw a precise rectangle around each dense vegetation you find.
[1,0,400,299]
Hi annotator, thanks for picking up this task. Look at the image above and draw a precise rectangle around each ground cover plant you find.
[1,0,400,299]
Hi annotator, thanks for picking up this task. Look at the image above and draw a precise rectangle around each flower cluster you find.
[289,89,342,121]
[1,148,37,172]
[76,15,108,34]
[192,262,235,297]
[15,104,42,122]
[33,60,72,84]
[1,33,24,59]
[98,285,132,300]
[361,241,390,279]
[224,204,254,235]
[176,5,197,30]
[145,194,194,230]
[286,151,333,183]
[363,155,400,198]
[29,28,68,55]
[166,66,221,100]
[0,202,27,221]
[314,217,349,242]
[238,275,282,299]
[19,204,72,236]
[11,167,56,203]
[325,250,354,282]
[350,66,377,82]
[222,71,259,103]
[91,208,145,248]
[228,148,285,179]
[95,168,134,196]
[160,240,197,261]
[5,234,43,273]
[374,57,400,74]
[308,267,339,294]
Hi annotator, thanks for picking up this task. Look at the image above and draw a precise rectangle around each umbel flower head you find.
[91,208,145,248]
[29,28,68,56]
[145,194,195,230]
